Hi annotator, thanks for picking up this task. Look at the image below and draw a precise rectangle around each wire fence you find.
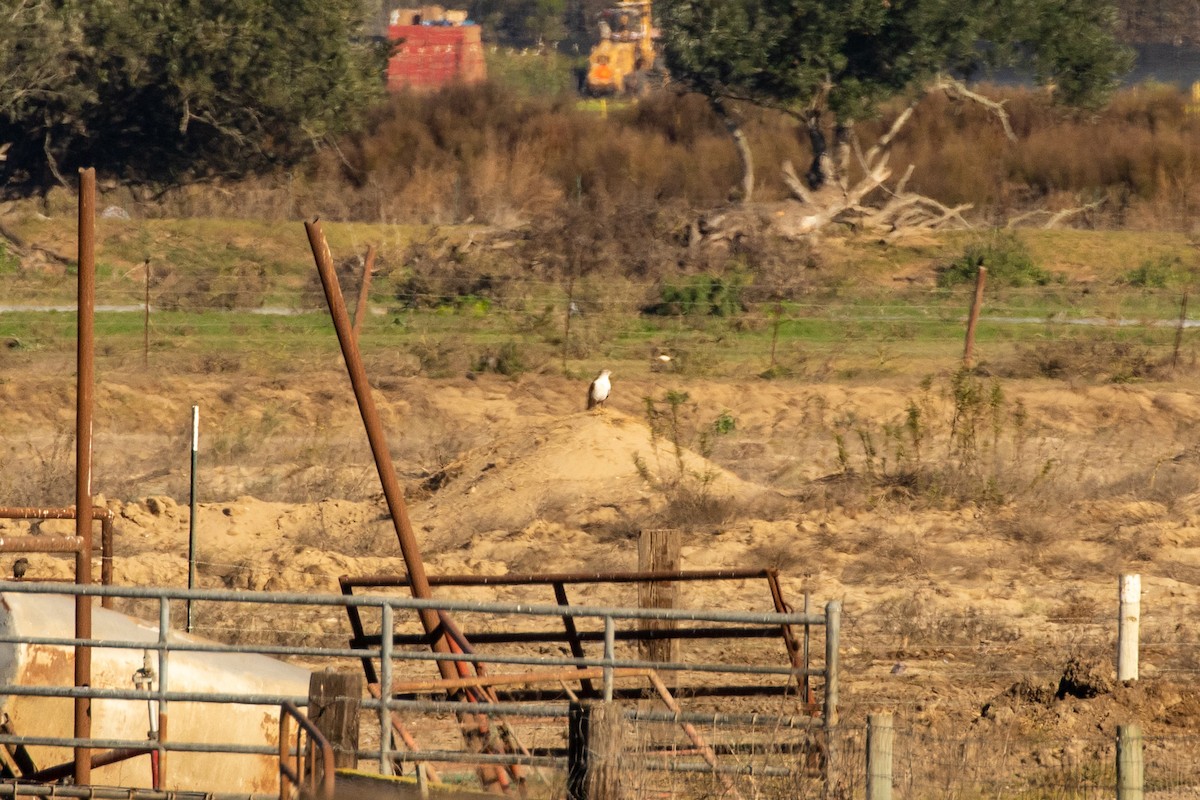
[2,280,1197,385]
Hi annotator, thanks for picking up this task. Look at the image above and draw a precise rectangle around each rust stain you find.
[28,645,72,680]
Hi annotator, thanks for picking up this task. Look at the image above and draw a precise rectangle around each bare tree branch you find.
[1005,197,1107,229]
[931,73,1017,141]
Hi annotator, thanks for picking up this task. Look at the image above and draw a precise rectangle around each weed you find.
[474,341,526,376]
[0,430,74,506]
[635,390,738,528]
[831,370,1051,507]
[1001,339,1167,382]
[875,595,1021,656]
[410,335,465,377]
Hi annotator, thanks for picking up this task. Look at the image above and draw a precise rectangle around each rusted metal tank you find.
[0,592,311,793]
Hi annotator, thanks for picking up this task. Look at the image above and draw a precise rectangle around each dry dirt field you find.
[4,351,1200,790]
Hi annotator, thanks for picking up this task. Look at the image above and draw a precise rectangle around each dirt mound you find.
[412,408,770,550]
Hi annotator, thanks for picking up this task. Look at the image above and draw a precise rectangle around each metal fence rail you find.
[0,580,838,797]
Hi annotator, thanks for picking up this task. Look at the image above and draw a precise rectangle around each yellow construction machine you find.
[585,0,661,96]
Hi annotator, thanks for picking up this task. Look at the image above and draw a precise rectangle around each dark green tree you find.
[659,0,1134,205]
[0,0,387,192]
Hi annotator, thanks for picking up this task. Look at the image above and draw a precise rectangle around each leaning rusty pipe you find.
[75,166,96,786]
[304,220,454,678]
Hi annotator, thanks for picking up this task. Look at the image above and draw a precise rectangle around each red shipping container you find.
[387,24,487,92]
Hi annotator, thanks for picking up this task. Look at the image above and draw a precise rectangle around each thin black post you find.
[186,405,199,632]
[567,702,590,800]
[1172,293,1188,370]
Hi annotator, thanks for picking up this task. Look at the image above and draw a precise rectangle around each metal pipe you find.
[304,220,453,678]
[186,405,198,633]
[157,596,169,787]
[101,515,113,608]
[278,701,335,800]
[366,683,442,784]
[554,582,594,695]
[0,506,115,607]
[0,786,276,800]
[647,672,741,798]
[0,537,84,553]
[75,165,96,787]
[378,604,393,776]
[388,667,654,695]
[369,624,788,647]
[602,616,614,702]
[824,600,840,728]
[24,748,154,783]
[0,506,114,522]
[0,580,825,625]
[341,568,774,588]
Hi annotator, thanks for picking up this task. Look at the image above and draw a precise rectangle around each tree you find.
[659,0,1134,221]
[0,0,387,192]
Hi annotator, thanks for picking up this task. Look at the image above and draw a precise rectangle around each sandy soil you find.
[4,363,1200,781]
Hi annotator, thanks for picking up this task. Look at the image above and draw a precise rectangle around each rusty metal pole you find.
[304,220,453,675]
[352,245,376,342]
[75,166,96,786]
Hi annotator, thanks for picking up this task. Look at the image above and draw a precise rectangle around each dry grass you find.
[79,81,1200,237]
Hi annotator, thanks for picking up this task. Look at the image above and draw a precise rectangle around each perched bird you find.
[12,558,28,580]
[587,369,612,410]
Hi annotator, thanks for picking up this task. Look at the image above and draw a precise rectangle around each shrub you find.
[1122,254,1198,289]
[645,274,746,316]
[0,241,18,274]
[936,232,1054,288]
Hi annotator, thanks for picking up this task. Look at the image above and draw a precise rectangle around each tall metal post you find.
[379,604,394,776]
[157,598,170,787]
[602,616,615,702]
[74,167,96,786]
[823,600,840,799]
[187,405,199,633]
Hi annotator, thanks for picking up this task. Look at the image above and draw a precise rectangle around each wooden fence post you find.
[866,713,893,800]
[1172,293,1188,370]
[963,266,988,369]
[308,669,364,778]
[639,529,681,677]
[567,702,624,800]
[587,702,624,800]
[1118,574,1140,683]
[1117,724,1143,800]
